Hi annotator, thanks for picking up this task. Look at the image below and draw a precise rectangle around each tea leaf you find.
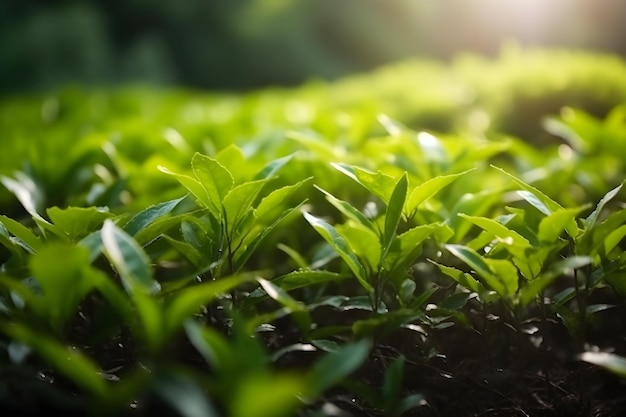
[0,214,43,252]
[123,196,186,236]
[304,338,371,401]
[315,186,374,229]
[47,206,114,241]
[153,370,219,417]
[331,163,396,203]
[445,244,507,296]
[336,222,381,273]
[30,243,93,332]
[164,273,256,334]
[405,170,473,216]
[538,206,587,243]
[192,152,234,206]
[585,182,623,230]
[270,270,347,292]
[253,153,295,180]
[158,167,217,216]
[101,219,160,295]
[303,211,372,292]
[492,165,578,237]
[459,213,530,248]
[223,179,267,231]
[383,173,408,258]
[580,351,626,378]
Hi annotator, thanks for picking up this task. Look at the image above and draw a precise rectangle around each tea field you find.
[2,47,626,416]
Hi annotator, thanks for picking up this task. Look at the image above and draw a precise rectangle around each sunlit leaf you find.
[303,211,371,292]
[405,170,473,216]
[383,173,408,258]
[47,206,114,241]
[123,196,186,236]
[580,351,626,378]
[101,219,160,295]
[192,153,234,207]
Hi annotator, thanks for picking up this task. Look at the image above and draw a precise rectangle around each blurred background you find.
[1,0,625,93]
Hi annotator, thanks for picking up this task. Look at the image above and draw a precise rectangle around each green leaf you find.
[123,196,186,236]
[538,207,586,243]
[332,163,396,203]
[29,243,93,332]
[598,225,626,258]
[253,153,294,180]
[383,356,405,411]
[271,270,348,292]
[101,219,160,295]
[164,273,255,335]
[258,278,312,333]
[429,260,484,294]
[315,186,374,229]
[585,182,623,231]
[580,351,626,378]
[234,202,306,271]
[445,244,507,296]
[158,167,217,216]
[185,321,231,372]
[0,173,45,222]
[484,258,519,296]
[336,222,381,273]
[518,256,592,308]
[383,223,438,273]
[255,178,311,223]
[223,179,267,231]
[0,320,108,397]
[459,214,530,248]
[231,372,305,417]
[47,206,114,241]
[304,338,371,401]
[383,173,408,258]
[303,212,372,292]
[0,215,43,252]
[405,170,473,216]
[192,152,234,209]
[492,165,578,237]
[153,369,219,417]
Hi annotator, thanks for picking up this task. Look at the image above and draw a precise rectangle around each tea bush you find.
[2,47,626,416]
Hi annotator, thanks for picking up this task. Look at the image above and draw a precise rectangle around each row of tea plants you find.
[2,48,626,415]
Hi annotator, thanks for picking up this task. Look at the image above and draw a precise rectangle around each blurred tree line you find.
[2,0,625,93]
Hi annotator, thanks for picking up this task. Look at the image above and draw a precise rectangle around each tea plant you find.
[2,49,626,416]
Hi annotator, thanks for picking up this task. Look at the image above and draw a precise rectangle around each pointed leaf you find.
[123,196,186,236]
[101,219,160,295]
[303,212,371,292]
[580,352,626,378]
[405,170,473,216]
[254,153,294,180]
[304,338,371,401]
[383,173,408,258]
[445,244,506,296]
[158,166,218,217]
[315,186,374,229]
[165,273,255,334]
[192,152,234,203]
[223,179,267,230]
[47,206,114,241]
[585,182,623,230]
[459,214,530,248]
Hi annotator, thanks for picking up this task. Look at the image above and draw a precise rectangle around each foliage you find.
[2,49,626,415]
